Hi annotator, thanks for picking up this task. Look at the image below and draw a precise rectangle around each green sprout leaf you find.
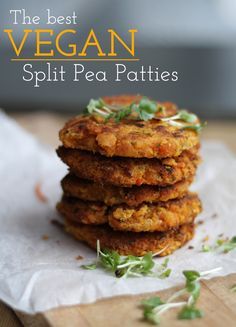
[81,241,171,279]
[160,258,169,269]
[159,268,172,279]
[142,296,165,309]
[202,236,236,254]
[141,253,156,271]
[183,270,201,282]
[202,244,212,252]
[141,267,221,325]
[142,297,165,325]
[177,110,198,123]
[87,98,104,114]
[81,263,97,270]
[99,248,121,272]
[131,97,157,121]
[178,306,204,320]
[182,122,207,133]
[143,308,161,325]
[231,236,236,243]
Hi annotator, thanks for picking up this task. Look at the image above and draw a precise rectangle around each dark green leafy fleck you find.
[202,236,236,254]
[81,263,97,270]
[114,107,132,122]
[202,244,212,252]
[159,268,172,279]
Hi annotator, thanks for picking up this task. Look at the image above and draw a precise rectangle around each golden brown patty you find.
[59,95,200,159]
[57,193,201,232]
[57,198,107,225]
[57,146,200,187]
[110,193,201,232]
[65,220,195,256]
[61,173,193,206]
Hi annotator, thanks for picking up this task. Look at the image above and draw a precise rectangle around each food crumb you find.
[42,234,49,240]
[75,255,84,260]
[197,220,204,225]
[51,219,64,229]
[188,245,194,250]
[218,233,224,237]
[211,213,218,219]
[202,236,209,243]
[35,183,48,203]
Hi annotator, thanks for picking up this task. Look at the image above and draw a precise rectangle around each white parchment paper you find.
[0,111,236,314]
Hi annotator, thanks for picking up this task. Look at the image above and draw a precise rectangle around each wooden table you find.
[1,113,236,327]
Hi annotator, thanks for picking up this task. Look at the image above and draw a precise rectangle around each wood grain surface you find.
[16,274,236,327]
[1,113,236,327]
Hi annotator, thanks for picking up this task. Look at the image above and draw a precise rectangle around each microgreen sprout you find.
[84,97,204,132]
[160,110,198,123]
[160,110,206,133]
[141,267,222,325]
[130,97,158,121]
[86,97,159,122]
[202,236,236,254]
[82,241,171,279]
[86,98,106,115]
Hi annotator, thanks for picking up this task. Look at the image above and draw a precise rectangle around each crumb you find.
[51,219,64,229]
[202,236,209,242]
[75,255,84,260]
[188,245,194,250]
[42,234,49,240]
[197,220,204,225]
[56,240,60,245]
[35,183,48,203]
[211,213,218,219]
[218,233,224,237]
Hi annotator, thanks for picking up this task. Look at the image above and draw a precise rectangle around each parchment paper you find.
[0,111,236,314]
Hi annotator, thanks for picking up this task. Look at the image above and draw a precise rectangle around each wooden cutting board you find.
[15,273,236,327]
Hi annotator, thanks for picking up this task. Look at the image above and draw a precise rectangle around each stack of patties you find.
[57,95,202,256]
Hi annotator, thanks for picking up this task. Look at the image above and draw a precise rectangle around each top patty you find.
[59,95,200,159]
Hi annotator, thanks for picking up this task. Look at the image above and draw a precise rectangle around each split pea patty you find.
[61,173,194,206]
[65,221,195,256]
[57,146,200,187]
[59,95,200,159]
[57,193,201,232]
